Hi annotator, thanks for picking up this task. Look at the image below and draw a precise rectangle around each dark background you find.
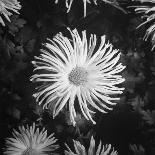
[0,0,155,154]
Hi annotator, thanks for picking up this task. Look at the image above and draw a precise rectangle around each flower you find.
[55,0,125,17]
[0,0,21,26]
[30,28,125,126]
[131,0,155,50]
[65,136,118,155]
[4,123,59,155]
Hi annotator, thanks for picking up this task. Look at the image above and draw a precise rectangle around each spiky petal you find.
[0,0,21,26]
[131,0,155,50]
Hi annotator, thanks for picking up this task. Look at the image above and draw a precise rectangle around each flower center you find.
[68,67,88,86]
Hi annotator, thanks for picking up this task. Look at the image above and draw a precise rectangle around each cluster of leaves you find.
[1,0,155,154]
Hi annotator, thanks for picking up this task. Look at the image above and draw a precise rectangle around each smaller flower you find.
[55,0,125,17]
[65,136,118,155]
[4,123,59,155]
[131,0,155,50]
[0,0,21,26]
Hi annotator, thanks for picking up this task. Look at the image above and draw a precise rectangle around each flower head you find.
[65,136,118,155]
[4,123,59,155]
[30,28,125,126]
[0,0,21,26]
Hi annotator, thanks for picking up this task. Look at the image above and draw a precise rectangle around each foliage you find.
[0,0,155,155]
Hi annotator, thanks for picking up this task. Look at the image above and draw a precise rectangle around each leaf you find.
[12,46,28,72]
[25,39,36,53]
[5,39,16,59]
[15,26,36,44]
[12,93,22,101]
[0,36,16,60]
[12,108,21,120]
[140,110,155,125]
[6,15,26,36]
[123,71,144,93]
[128,96,144,112]
[55,124,64,133]
[7,107,21,120]
[16,60,28,72]
[33,104,43,116]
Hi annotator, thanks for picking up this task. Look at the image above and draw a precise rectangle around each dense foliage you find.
[1,0,155,154]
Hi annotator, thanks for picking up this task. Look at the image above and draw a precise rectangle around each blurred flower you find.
[129,144,145,155]
[131,0,155,50]
[65,136,118,155]
[55,0,125,17]
[4,123,59,155]
[30,28,125,126]
[0,0,21,26]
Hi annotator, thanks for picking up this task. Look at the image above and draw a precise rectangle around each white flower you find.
[65,136,118,155]
[30,28,125,126]
[0,0,21,26]
[131,0,155,50]
[55,0,125,17]
[4,123,59,155]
